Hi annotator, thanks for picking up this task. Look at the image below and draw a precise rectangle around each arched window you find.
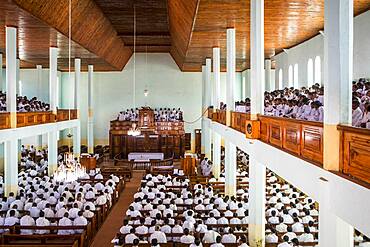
[307,58,314,87]
[278,69,283,89]
[288,65,293,87]
[315,56,321,85]
[293,64,299,88]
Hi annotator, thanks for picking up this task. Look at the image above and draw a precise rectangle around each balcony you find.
[208,112,370,187]
[0,109,78,130]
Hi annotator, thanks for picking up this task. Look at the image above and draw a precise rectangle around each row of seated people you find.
[0,93,50,112]
[0,159,123,246]
[117,108,183,122]
[232,79,370,128]
[112,160,320,247]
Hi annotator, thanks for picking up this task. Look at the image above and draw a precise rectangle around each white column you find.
[250,0,265,119]
[87,65,94,153]
[323,0,353,171]
[4,139,18,195]
[37,64,43,149]
[49,47,58,114]
[226,28,236,125]
[73,123,81,157]
[37,65,42,99]
[213,47,221,109]
[16,58,20,96]
[6,27,17,128]
[48,130,58,176]
[248,156,266,247]
[265,59,271,92]
[205,58,212,108]
[74,58,81,112]
[319,178,354,247]
[212,131,221,179]
[224,140,236,196]
[201,65,206,154]
[0,53,3,92]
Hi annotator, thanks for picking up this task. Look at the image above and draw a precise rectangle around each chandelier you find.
[128,4,141,137]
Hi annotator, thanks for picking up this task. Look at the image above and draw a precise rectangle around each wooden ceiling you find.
[1,0,370,72]
[94,0,171,53]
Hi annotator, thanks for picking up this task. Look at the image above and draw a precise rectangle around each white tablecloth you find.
[128,152,164,161]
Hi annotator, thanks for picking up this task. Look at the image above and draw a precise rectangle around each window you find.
[18,80,22,96]
[288,65,293,87]
[307,58,314,87]
[278,69,283,89]
[315,56,321,85]
[293,64,299,88]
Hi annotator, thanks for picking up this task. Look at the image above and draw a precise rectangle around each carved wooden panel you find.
[339,126,370,185]
[301,125,323,164]
[0,113,10,130]
[269,120,283,148]
[282,122,301,155]
[259,118,269,143]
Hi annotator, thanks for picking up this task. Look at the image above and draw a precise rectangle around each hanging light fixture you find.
[144,45,149,97]
[67,0,74,151]
[128,4,141,137]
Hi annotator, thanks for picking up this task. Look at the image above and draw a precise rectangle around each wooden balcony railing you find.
[338,125,370,185]
[56,109,78,122]
[0,112,10,130]
[231,111,250,132]
[207,107,214,119]
[0,109,78,130]
[211,109,226,125]
[17,112,54,127]
[258,115,323,166]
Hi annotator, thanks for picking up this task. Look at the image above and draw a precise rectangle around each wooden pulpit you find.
[138,107,155,129]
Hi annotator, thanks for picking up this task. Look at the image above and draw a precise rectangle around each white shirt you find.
[180,235,195,244]
[20,215,35,235]
[35,217,50,234]
[150,231,167,243]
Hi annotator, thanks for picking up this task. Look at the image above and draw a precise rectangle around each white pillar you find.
[37,64,43,149]
[4,139,18,195]
[224,140,236,196]
[265,59,271,92]
[205,58,212,107]
[226,28,236,126]
[212,131,221,179]
[201,65,206,154]
[323,0,353,171]
[48,130,58,176]
[319,178,354,247]
[74,58,81,112]
[213,47,221,109]
[16,58,20,96]
[248,156,266,247]
[49,47,58,114]
[6,27,17,128]
[73,123,81,157]
[87,65,94,153]
[250,0,265,120]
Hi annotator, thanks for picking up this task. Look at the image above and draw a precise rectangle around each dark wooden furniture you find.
[258,115,323,165]
[80,155,97,170]
[338,125,370,185]
[194,129,202,155]
[211,109,226,125]
[17,111,54,127]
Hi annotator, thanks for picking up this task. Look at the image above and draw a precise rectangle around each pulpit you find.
[138,107,155,130]
[80,154,96,170]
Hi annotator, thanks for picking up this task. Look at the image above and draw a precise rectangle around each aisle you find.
[90,170,144,247]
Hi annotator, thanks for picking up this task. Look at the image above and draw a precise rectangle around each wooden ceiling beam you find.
[13,0,132,70]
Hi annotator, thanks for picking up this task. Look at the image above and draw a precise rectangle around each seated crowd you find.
[0,148,121,244]
[117,108,183,122]
[113,150,327,247]
[0,92,50,112]
[233,79,370,128]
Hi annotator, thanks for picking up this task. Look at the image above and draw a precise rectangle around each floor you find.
[90,170,144,247]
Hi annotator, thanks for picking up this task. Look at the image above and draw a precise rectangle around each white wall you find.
[242,69,275,98]
[60,53,242,145]
[274,10,370,88]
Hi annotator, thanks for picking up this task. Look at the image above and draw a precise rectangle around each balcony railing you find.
[0,109,78,130]
[0,112,10,129]
[231,111,250,132]
[211,109,226,125]
[258,115,323,165]
[338,125,370,185]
